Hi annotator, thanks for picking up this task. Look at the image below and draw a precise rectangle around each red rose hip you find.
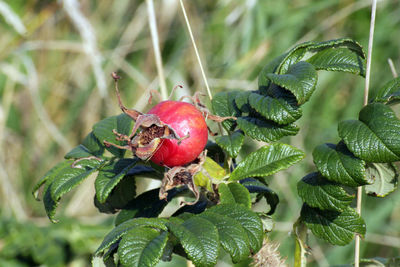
[147,100,208,167]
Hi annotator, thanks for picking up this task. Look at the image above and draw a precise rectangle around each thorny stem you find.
[355,1,377,267]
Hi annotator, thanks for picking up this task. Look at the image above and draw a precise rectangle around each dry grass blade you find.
[62,0,107,97]
[0,1,26,35]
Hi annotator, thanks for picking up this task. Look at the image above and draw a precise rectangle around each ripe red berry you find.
[147,100,208,167]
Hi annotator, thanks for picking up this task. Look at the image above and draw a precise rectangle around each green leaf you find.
[33,160,74,200]
[93,113,134,158]
[64,132,105,159]
[95,217,168,256]
[266,61,318,105]
[234,91,252,113]
[215,131,245,158]
[278,48,307,75]
[240,178,279,215]
[313,142,370,187]
[307,48,365,76]
[95,158,139,204]
[258,53,287,91]
[115,188,184,226]
[194,157,227,191]
[211,91,241,131]
[219,183,251,209]
[371,77,400,104]
[230,143,305,181]
[209,204,263,253]
[237,116,299,142]
[198,211,251,263]
[94,174,136,213]
[42,159,103,222]
[276,38,365,75]
[301,204,366,246]
[248,92,302,124]
[365,163,398,197]
[167,216,219,267]
[305,38,365,57]
[297,172,354,211]
[338,103,400,162]
[118,228,168,267]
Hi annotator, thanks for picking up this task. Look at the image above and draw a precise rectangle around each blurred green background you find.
[0,0,399,266]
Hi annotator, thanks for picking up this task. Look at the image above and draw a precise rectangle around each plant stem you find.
[179,0,213,100]
[355,0,377,266]
[388,58,398,77]
[146,0,168,101]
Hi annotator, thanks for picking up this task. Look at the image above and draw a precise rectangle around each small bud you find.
[111,72,121,81]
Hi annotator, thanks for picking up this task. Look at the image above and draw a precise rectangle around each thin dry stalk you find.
[355,1,377,266]
[179,0,213,100]
[63,0,107,97]
[21,54,72,151]
[146,0,168,101]
[388,58,398,77]
[0,1,26,35]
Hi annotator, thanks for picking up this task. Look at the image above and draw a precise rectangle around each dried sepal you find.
[159,150,207,204]
[180,92,237,123]
[105,73,184,161]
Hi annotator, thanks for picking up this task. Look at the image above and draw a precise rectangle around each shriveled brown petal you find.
[158,151,207,204]
[135,138,162,160]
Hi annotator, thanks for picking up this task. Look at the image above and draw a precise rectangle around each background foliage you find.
[0,0,399,266]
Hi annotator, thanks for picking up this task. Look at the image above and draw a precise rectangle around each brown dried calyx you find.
[159,150,207,205]
[104,73,183,161]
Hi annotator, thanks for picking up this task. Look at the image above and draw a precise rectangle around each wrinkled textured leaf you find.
[338,103,400,162]
[301,204,366,246]
[237,116,299,142]
[266,61,317,105]
[198,211,251,263]
[230,143,304,181]
[313,142,370,187]
[167,216,219,267]
[249,92,302,124]
[240,178,279,215]
[94,175,136,213]
[297,172,354,211]
[42,159,103,222]
[93,113,134,157]
[33,160,74,199]
[219,183,251,209]
[305,38,365,57]
[211,91,241,131]
[371,77,400,104]
[215,131,245,158]
[365,163,398,197]
[115,188,184,226]
[278,48,307,75]
[258,53,287,91]
[307,48,365,76]
[95,158,139,204]
[234,91,252,113]
[209,204,263,253]
[95,218,168,256]
[275,38,364,77]
[172,200,208,217]
[118,228,168,267]
[64,132,105,159]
